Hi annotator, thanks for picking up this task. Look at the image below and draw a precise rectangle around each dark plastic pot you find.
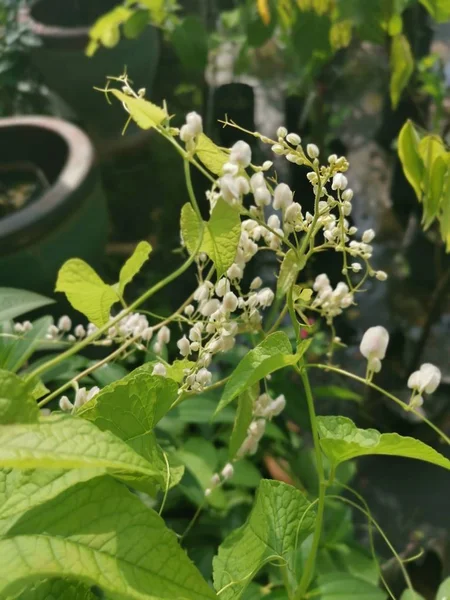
[22,0,160,142]
[0,116,108,293]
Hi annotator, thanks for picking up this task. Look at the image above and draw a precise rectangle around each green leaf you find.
[0,414,166,487]
[123,9,150,39]
[423,154,447,228]
[276,250,305,299]
[333,545,379,586]
[110,89,167,130]
[314,385,362,403]
[0,468,103,535]
[87,6,132,55]
[439,179,450,252]
[195,134,229,175]
[399,590,425,600]
[216,333,305,414]
[390,34,413,109]
[165,358,196,383]
[182,199,241,278]
[398,120,424,200]
[77,366,182,491]
[229,384,258,459]
[171,17,208,76]
[176,437,227,509]
[55,259,119,327]
[213,480,315,599]
[118,240,152,296]
[0,316,52,373]
[315,572,386,600]
[0,289,54,322]
[2,477,216,600]
[0,370,38,424]
[437,577,450,600]
[317,415,450,470]
[14,578,96,599]
[418,0,450,22]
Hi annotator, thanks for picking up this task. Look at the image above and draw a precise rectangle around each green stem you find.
[307,363,450,445]
[293,366,327,600]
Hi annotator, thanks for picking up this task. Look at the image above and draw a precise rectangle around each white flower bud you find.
[221,463,234,480]
[200,298,221,317]
[307,143,319,159]
[262,160,273,171]
[313,273,330,291]
[67,335,76,342]
[375,270,388,281]
[196,368,212,386]
[59,396,73,412]
[257,287,275,308]
[250,172,265,191]
[331,173,348,190]
[351,262,362,272]
[342,188,353,202]
[362,229,375,243]
[194,282,212,303]
[286,132,301,146]
[360,326,389,364]
[157,326,170,345]
[249,419,266,441]
[210,473,221,487]
[276,126,288,138]
[250,276,263,290]
[222,291,238,313]
[142,327,153,342]
[285,202,302,222]
[48,324,59,337]
[74,324,86,338]
[186,111,203,136]
[22,320,33,332]
[57,315,72,332]
[273,183,293,210]
[204,488,212,497]
[271,143,285,155]
[177,335,191,357]
[222,162,239,176]
[408,363,441,394]
[328,154,337,164]
[270,394,286,417]
[13,322,24,334]
[184,304,195,317]
[229,140,252,168]
[215,278,230,297]
[409,394,424,409]
[342,200,352,216]
[254,186,271,207]
[227,263,243,280]
[152,363,167,377]
[153,341,162,354]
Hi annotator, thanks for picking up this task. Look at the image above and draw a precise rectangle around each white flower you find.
[194,282,212,303]
[286,132,301,145]
[331,173,348,190]
[360,326,389,372]
[270,394,286,417]
[210,473,221,487]
[222,161,239,176]
[152,363,167,376]
[271,143,285,155]
[22,320,33,332]
[307,143,319,159]
[196,368,212,387]
[186,112,202,135]
[362,229,375,243]
[273,183,293,210]
[250,276,263,290]
[200,298,221,317]
[229,140,252,168]
[13,322,24,334]
[313,273,330,291]
[351,262,362,272]
[375,270,388,281]
[74,324,86,338]
[177,335,191,357]
[222,291,238,313]
[262,160,273,171]
[57,315,72,332]
[221,463,234,480]
[407,363,441,394]
[74,386,99,409]
[257,287,275,308]
[215,278,230,297]
[227,263,243,280]
[59,396,73,412]
[157,326,170,345]
[342,189,353,202]
[276,126,287,138]
[254,186,271,207]
[184,304,195,317]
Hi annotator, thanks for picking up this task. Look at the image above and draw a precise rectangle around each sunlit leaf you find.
[118,240,152,295]
[110,89,167,130]
[390,34,413,109]
[196,134,229,175]
[397,120,424,200]
[0,370,38,424]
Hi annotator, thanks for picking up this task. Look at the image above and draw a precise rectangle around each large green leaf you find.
[182,199,241,277]
[314,573,386,600]
[213,480,315,599]
[55,259,119,327]
[195,134,229,175]
[0,289,54,323]
[398,120,424,200]
[317,416,450,470]
[216,333,307,414]
[78,367,182,490]
[0,414,167,487]
[13,578,96,599]
[1,477,216,599]
[118,241,152,296]
[0,468,103,535]
[390,34,413,109]
[437,577,450,600]
[110,90,167,130]
[0,316,52,373]
[0,370,38,424]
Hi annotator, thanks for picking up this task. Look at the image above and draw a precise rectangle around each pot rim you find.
[0,116,96,253]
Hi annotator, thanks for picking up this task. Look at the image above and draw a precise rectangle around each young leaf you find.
[398,121,424,200]
[55,259,119,327]
[77,368,183,491]
[0,288,54,323]
[418,0,450,22]
[0,414,167,487]
[315,572,386,600]
[0,369,38,424]
[437,577,450,600]
[213,480,316,599]
[317,416,450,470]
[276,249,305,299]
[390,34,413,109]
[14,578,96,599]
[196,134,230,175]
[399,590,425,600]
[2,477,216,600]
[0,468,104,535]
[118,240,152,295]
[0,316,52,373]
[216,332,304,414]
[165,359,196,383]
[229,384,258,459]
[110,89,167,129]
[423,154,447,229]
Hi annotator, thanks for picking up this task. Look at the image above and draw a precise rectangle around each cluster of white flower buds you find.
[13,320,33,334]
[179,112,203,148]
[237,392,286,458]
[205,462,234,497]
[407,363,441,408]
[312,274,353,322]
[59,385,100,413]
